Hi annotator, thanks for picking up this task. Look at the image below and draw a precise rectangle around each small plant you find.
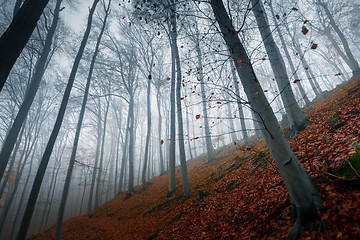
[334,145,360,179]
[328,114,340,127]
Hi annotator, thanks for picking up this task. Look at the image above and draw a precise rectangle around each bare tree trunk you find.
[16,1,99,238]
[142,75,152,190]
[167,21,177,198]
[156,87,165,174]
[195,44,216,162]
[231,66,250,146]
[268,0,310,106]
[318,0,360,76]
[95,96,110,205]
[210,1,321,239]
[127,95,136,193]
[0,0,62,181]
[0,0,51,90]
[87,104,102,212]
[55,1,108,238]
[170,1,190,199]
[251,0,307,135]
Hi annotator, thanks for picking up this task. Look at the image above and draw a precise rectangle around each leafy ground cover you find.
[33,76,360,240]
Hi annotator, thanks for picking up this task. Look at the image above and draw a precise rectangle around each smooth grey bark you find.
[0,0,62,181]
[95,96,110,205]
[87,102,102,212]
[16,1,99,239]
[231,66,250,146]
[210,1,321,239]
[196,42,215,162]
[251,0,307,135]
[225,102,238,142]
[268,0,310,106]
[55,2,109,238]
[0,143,28,236]
[0,0,51,90]
[170,1,190,199]
[118,116,130,194]
[156,86,165,174]
[289,35,322,97]
[317,0,360,76]
[167,15,177,197]
[142,74,152,191]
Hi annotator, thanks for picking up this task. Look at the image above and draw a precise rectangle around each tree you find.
[209,0,321,238]
[0,0,63,182]
[316,0,360,76]
[55,1,110,238]
[267,0,311,106]
[0,0,50,91]
[251,0,307,135]
[169,0,191,199]
[16,1,100,238]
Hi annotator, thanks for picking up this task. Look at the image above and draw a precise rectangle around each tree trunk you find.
[170,1,191,199]
[156,87,165,174]
[87,103,102,212]
[127,95,136,193]
[210,1,322,239]
[268,0,310,106]
[0,0,62,181]
[95,96,110,205]
[142,75,152,190]
[16,1,99,238]
[0,0,51,90]
[318,0,360,76]
[251,0,307,135]
[55,2,108,238]
[167,18,177,198]
[231,66,251,146]
[196,43,216,162]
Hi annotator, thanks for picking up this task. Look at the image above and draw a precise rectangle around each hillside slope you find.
[34,76,360,240]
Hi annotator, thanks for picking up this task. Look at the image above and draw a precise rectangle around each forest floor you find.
[33,76,360,240]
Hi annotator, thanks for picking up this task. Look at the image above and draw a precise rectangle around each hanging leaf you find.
[216,101,222,104]
[301,26,309,35]
[166,76,171,80]
[148,74,152,80]
[293,79,301,83]
[160,139,164,145]
[335,72,342,76]
[196,114,201,120]
[311,43,318,49]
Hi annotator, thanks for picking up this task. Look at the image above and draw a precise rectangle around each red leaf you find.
[160,139,164,145]
[216,101,222,104]
[311,43,318,49]
[301,26,309,35]
[195,114,201,120]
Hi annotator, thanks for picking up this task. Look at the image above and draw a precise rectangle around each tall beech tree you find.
[209,0,321,238]
[55,1,110,238]
[0,0,50,91]
[0,0,63,182]
[268,0,311,106]
[16,1,100,239]
[250,0,307,135]
[316,0,360,76]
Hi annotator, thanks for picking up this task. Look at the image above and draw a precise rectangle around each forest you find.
[0,0,359,239]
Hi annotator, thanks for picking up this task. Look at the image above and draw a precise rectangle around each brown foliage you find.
[34,76,360,239]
